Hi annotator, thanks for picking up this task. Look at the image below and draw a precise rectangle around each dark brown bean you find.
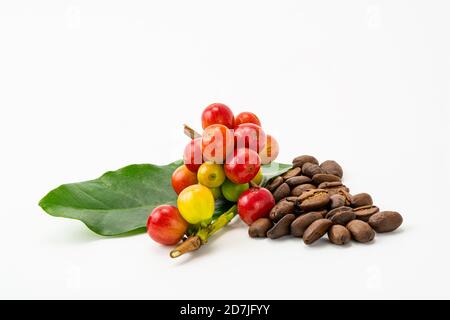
[282,167,302,180]
[292,155,319,168]
[267,176,284,193]
[353,205,380,222]
[351,193,373,208]
[269,199,295,222]
[290,212,324,238]
[318,182,350,196]
[346,220,375,243]
[302,163,325,178]
[369,211,403,233]
[285,176,312,188]
[337,189,353,206]
[249,218,273,238]
[329,194,346,209]
[312,174,341,186]
[267,214,296,239]
[303,219,333,245]
[328,225,351,245]
[291,184,316,197]
[273,183,291,202]
[299,189,330,212]
[326,206,355,226]
[320,160,343,178]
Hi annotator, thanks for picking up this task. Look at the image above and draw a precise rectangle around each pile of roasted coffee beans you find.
[249,155,403,245]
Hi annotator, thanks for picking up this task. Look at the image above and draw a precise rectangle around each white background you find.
[1,0,449,299]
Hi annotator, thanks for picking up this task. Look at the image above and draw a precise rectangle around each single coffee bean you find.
[369,211,403,233]
[291,183,316,197]
[318,181,343,189]
[346,220,375,243]
[312,173,341,186]
[320,160,343,178]
[318,182,350,196]
[328,225,351,245]
[326,206,355,226]
[286,196,299,202]
[353,205,380,222]
[267,176,284,193]
[302,163,325,178]
[269,199,295,222]
[337,189,353,206]
[249,218,273,238]
[273,183,291,202]
[329,194,346,209]
[351,193,373,208]
[282,167,302,180]
[267,214,296,239]
[293,155,319,168]
[285,176,312,188]
[299,189,330,212]
[303,219,333,245]
[290,211,323,238]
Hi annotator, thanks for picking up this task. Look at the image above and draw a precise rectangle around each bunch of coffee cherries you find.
[147,103,279,246]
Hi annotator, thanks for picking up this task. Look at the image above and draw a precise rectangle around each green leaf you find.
[39,160,183,236]
[261,162,292,186]
[39,160,291,236]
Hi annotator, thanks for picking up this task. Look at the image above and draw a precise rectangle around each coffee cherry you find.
[147,205,188,246]
[171,165,198,195]
[234,123,266,153]
[251,168,263,185]
[177,184,215,224]
[234,112,261,127]
[197,162,226,188]
[201,103,235,129]
[202,124,234,164]
[209,187,222,200]
[183,138,203,173]
[238,187,275,225]
[221,179,249,202]
[259,134,279,165]
[224,148,261,184]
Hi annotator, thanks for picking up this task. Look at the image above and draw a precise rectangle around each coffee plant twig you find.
[170,205,238,259]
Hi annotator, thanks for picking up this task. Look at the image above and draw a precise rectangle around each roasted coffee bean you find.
[285,176,312,188]
[353,205,380,222]
[267,214,296,239]
[351,193,373,208]
[318,210,328,218]
[299,189,330,212]
[273,183,291,202]
[267,176,284,193]
[320,160,343,178]
[328,225,351,245]
[286,196,299,202]
[318,182,349,196]
[312,173,341,186]
[302,163,325,178]
[291,184,316,197]
[337,189,353,206]
[249,218,273,238]
[303,219,333,245]
[290,211,323,238]
[269,199,295,222]
[329,194,346,209]
[326,206,355,226]
[369,211,403,233]
[293,155,319,168]
[282,167,302,180]
[346,220,375,243]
